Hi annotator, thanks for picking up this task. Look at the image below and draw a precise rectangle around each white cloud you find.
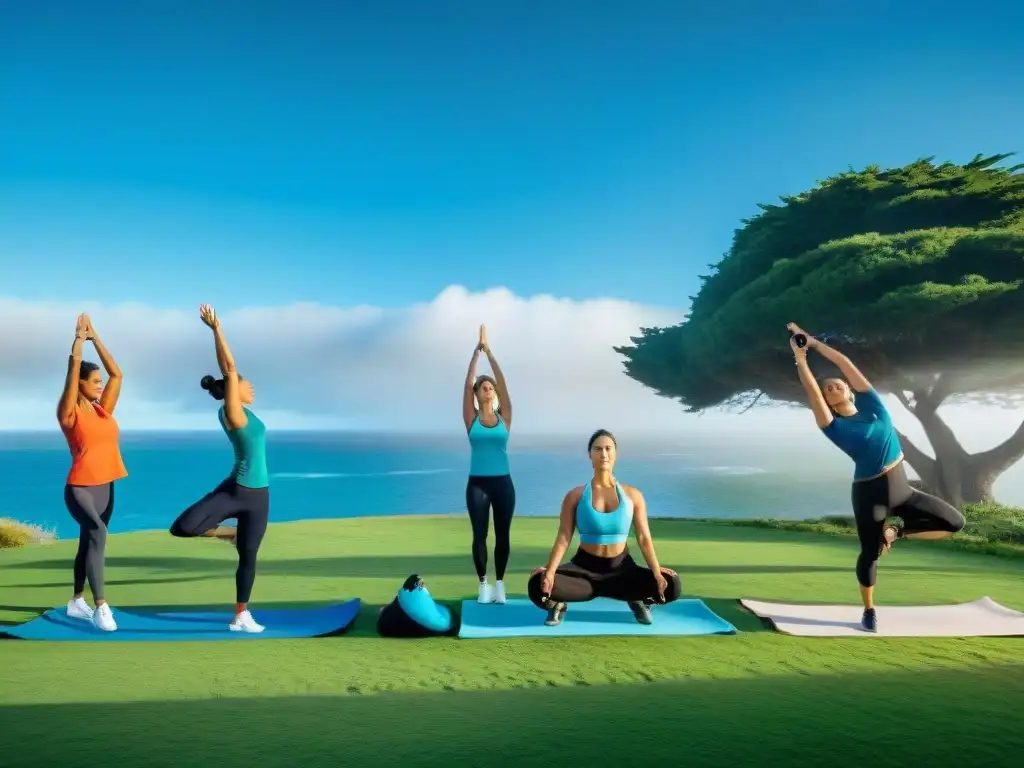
[0,286,689,432]
[0,286,1019,451]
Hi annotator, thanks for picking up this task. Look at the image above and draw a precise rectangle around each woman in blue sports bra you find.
[462,324,516,605]
[527,429,681,626]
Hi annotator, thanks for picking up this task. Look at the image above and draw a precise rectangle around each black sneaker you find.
[629,600,653,625]
[861,608,877,632]
[544,601,567,626]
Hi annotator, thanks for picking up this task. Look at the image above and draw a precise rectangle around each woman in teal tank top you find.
[168,304,271,634]
[462,324,517,606]
[527,429,681,627]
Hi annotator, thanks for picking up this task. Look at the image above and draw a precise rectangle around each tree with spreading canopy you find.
[615,153,1024,507]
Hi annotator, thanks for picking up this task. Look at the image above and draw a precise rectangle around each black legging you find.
[169,478,270,604]
[852,461,965,587]
[527,546,682,608]
[65,483,114,600]
[466,474,516,580]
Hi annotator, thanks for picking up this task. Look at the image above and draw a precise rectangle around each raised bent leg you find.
[170,479,240,538]
[894,490,966,540]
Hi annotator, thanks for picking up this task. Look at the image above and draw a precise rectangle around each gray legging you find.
[64,483,114,600]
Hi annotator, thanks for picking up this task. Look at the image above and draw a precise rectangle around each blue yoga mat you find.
[458,597,737,639]
[1,599,361,641]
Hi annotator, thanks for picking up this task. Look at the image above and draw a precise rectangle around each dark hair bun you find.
[200,375,226,401]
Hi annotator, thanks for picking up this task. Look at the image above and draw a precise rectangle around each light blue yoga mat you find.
[1,599,361,641]
[458,597,737,638]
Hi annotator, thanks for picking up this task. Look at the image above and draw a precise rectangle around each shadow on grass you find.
[1,550,550,579]
[0,603,56,618]
[4,553,975,583]
[2,664,1021,767]
[12,575,220,589]
[646,520,844,544]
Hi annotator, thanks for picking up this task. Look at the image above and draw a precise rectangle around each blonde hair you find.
[819,377,855,415]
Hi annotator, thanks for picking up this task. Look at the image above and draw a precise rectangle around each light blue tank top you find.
[576,481,633,545]
[219,406,269,489]
[467,413,510,477]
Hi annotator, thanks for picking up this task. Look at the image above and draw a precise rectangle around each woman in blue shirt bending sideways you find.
[527,429,681,627]
[787,322,965,633]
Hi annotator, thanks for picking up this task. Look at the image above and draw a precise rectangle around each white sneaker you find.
[229,610,265,633]
[66,597,94,620]
[477,581,494,603]
[494,580,507,604]
[92,603,117,632]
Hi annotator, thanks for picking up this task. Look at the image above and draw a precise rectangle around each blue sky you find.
[2,0,1023,503]
[2,0,1022,310]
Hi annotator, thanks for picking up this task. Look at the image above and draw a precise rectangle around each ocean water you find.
[2,430,1021,540]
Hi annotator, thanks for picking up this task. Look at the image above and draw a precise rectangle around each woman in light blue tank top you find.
[527,429,681,626]
[168,304,271,635]
[462,325,517,606]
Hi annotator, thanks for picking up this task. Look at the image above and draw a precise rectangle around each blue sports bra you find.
[576,480,633,545]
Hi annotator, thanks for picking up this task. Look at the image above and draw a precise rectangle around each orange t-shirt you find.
[62,403,128,486]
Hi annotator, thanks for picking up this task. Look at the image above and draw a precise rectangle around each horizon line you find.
[0,427,694,435]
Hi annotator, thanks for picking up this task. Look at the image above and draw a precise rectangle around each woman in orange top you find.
[57,313,128,632]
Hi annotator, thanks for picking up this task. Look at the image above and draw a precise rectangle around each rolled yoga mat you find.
[740,596,1024,637]
[458,597,737,639]
[1,599,361,641]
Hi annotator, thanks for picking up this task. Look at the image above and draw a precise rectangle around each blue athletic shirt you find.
[821,388,903,480]
[467,413,511,476]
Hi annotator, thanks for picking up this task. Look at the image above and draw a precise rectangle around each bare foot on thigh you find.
[879,524,899,555]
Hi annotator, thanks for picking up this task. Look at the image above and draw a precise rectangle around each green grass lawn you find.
[2,516,1022,767]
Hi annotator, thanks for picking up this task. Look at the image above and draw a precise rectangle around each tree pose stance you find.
[788,322,965,632]
[169,305,271,633]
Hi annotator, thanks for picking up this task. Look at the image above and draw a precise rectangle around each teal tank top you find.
[219,406,269,489]
[576,481,633,545]
[821,388,903,480]
[467,413,510,476]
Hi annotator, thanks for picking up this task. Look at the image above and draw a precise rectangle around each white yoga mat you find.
[740,596,1024,637]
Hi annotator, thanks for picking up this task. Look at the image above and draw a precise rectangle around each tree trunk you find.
[896,408,1024,507]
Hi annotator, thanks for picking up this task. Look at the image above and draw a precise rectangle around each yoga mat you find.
[1,599,361,641]
[458,597,737,638]
[740,596,1024,637]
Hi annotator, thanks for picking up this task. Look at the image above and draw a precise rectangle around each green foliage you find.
[730,501,1024,559]
[961,500,1024,546]
[617,154,1024,410]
